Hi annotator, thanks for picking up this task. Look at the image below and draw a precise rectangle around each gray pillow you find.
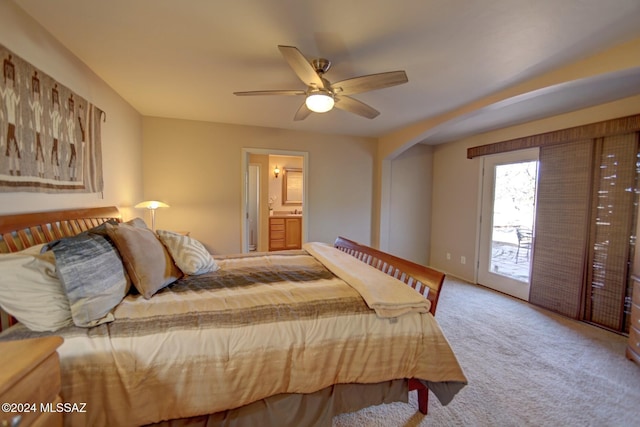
[50,232,129,327]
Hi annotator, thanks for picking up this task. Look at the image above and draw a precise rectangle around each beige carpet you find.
[333,277,640,427]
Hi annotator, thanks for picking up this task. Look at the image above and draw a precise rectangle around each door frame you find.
[241,148,309,253]
[247,163,261,251]
[476,147,539,300]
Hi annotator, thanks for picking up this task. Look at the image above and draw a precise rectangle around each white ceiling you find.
[13,0,640,143]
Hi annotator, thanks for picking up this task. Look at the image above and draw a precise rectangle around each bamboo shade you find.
[585,134,639,331]
[529,140,594,318]
[467,114,640,159]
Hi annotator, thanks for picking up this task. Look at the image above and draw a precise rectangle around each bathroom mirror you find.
[282,168,303,205]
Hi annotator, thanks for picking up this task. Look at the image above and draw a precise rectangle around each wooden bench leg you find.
[416,387,429,415]
[408,378,429,415]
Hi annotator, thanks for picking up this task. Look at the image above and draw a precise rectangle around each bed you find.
[0,206,467,427]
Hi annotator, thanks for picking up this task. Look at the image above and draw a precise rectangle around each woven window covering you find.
[529,140,594,318]
[467,114,640,159]
[529,134,639,332]
[584,134,639,331]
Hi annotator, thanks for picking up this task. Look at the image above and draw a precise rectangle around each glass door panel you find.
[478,148,538,300]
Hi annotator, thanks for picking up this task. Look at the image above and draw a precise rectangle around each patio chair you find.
[515,227,532,263]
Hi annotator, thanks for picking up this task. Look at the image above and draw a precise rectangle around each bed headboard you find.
[334,236,445,315]
[0,206,121,253]
[0,206,121,331]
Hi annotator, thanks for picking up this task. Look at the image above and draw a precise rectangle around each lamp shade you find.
[135,200,169,210]
[134,200,169,231]
[305,91,334,113]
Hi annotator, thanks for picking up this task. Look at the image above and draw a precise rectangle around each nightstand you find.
[0,336,64,427]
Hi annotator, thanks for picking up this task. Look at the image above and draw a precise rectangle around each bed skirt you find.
[145,380,408,427]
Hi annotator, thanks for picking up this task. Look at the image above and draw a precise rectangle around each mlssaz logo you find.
[40,402,87,413]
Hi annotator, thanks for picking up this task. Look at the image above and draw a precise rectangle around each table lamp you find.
[134,200,169,231]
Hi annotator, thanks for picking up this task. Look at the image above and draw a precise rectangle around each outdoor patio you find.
[491,240,531,283]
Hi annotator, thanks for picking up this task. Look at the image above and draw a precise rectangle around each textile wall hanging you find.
[0,44,103,193]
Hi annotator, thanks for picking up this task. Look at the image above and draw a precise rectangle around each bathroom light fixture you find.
[305,90,334,113]
[274,165,280,178]
[134,200,169,231]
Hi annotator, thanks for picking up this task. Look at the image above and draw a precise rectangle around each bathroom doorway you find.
[241,148,309,253]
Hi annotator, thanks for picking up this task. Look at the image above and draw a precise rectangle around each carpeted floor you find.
[333,277,640,427]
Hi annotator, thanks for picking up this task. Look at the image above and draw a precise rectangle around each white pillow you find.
[156,230,219,275]
[0,244,73,331]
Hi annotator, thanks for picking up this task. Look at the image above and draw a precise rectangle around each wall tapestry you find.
[0,44,103,193]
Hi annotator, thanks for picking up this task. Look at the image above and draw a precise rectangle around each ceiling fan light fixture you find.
[305,91,334,113]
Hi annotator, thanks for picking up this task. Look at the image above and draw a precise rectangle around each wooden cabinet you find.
[269,217,301,251]
[0,336,64,427]
[284,217,302,249]
[627,276,640,365]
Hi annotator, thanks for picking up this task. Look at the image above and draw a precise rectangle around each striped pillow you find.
[156,230,219,275]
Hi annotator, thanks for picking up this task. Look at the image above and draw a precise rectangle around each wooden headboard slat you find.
[2,232,19,252]
[51,223,63,240]
[29,226,45,245]
[17,229,31,249]
[68,220,80,235]
[41,224,55,243]
[60,221,73,237]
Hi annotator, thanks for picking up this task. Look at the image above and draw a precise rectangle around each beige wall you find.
[430,95,640,282]
[0,2,143,218]
[142,117,376,254]
[387,143,433,265]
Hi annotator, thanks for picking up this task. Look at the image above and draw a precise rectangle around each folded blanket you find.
[303,242,431,317]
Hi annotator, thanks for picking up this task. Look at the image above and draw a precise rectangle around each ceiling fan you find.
[233,45,408,121]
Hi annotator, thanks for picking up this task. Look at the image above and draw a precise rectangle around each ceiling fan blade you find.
[278,45,325,89]
[233,90,306,96]
[294,102,312,121]
[332,71,408,95]
[334,95,380,119]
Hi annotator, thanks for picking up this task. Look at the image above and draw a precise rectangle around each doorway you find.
[477,148,539,300]
[241,148,309,253]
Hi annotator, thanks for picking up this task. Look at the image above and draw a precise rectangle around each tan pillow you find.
[124,217,149,229]
[106,223,182,298]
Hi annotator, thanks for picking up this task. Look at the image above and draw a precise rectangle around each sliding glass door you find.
[477,148,539,300]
